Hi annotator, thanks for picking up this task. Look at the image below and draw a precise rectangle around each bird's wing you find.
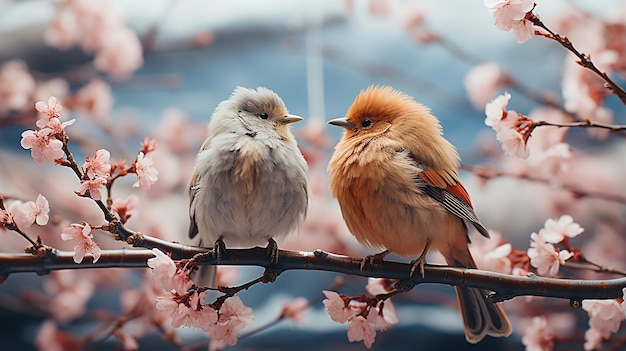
[188,168,200,239]
[415,167,490,239]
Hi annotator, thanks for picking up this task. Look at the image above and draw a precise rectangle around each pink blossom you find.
[207,296,254,346]
[35,320,84,351]
[76,177,107,201]
[464,62,508,109]
[584,327,604,351]
[83,149,112,179]
[347,315,376,349]
[216,266,240,287]
[44,270,95,323]
[44,8,79,50]
[621,287,626,315]
[0,60,36,112]
[540,215,584,244]
[365,278,394,296]
[94,27,143,79]
[281,297,309,323]
[484,0,534,31]
[111,194,139,223]
[11,194,50,228]
[527,232,572,277]
[133,152,158,191]
[35,96,63,120]
[167,291,218,331]
[45,117,76,135]
[366,302,398,332]
[482,243,513,274]
[147,248,193,293]
[521,316,555,351]
[20,128,64,164]
[74,78,113,122]
[0,208,14,227]
[485,92,509,127]
[322,290,354,323]
[497,127,529,158]
[113,329,139,351]
[60,222,101,263]
[582,299,624,337]
[511,17,535,43]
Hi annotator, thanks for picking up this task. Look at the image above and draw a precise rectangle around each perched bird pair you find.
[187,85,512,343]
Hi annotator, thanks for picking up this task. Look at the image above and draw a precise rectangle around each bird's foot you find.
[213,236,226,264]
[266,238,279,265]
[409,239,431,278]
[360,250,390,271]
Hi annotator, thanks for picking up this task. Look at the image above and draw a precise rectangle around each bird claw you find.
[214,236,226,264]
[360,250,390,271]
[409,256,426,278]
[409,239,431,278]
[266,238,279,265]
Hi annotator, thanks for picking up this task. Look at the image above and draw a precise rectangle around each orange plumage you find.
[328,86,511,343]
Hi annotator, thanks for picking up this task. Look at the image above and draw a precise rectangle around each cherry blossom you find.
[207,296,255,346]
[0,60,36,112]
[484,0,534,31]
[464,62,508,109]
[540,215,584,243]
[347,315,376,348]
[521,316,555,351]
[10,194,49,228]
[485,93,531,158]
[281,297,309,323]
[76,177,107,201]
[322,290,354,323]
[94,27,143,80]
[147,248,193,293]
[44,270,95,323]
[21,128,65,164]
[73,78,113,122]
[35,320,84,351]
[482,243,513,274]
[0,208,14,227]
[511,16,535,43]
[584,327,604,351]
[83,149,112,179]
[60,222,101,263]
[133,152,159,191]
[527,232,572,277]
[35,96,63,119]
[111,194,139,223]
[582,299,624,338]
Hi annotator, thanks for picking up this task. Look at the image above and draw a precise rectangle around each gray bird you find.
[188,86,309,286]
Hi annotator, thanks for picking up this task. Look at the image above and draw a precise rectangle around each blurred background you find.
[1,0,626,350]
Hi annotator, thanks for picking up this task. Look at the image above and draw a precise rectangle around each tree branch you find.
[1,247,624,302]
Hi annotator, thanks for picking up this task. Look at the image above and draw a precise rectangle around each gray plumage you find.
[188,87,309,286]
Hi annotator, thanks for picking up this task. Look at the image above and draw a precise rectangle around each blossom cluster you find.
[147,249,254,347]
[527,215,582,277]
[44,0,143,79]
[20,96,74,164]
[322,278,398,348]
[484,0,536,43]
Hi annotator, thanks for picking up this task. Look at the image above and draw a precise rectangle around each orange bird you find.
[327,86,512,343]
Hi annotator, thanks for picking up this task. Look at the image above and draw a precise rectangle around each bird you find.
[188,86,309,287]
[327,85,511,343]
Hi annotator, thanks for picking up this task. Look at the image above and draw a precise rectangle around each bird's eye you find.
[259,113,269,120]
[361,119,372,128]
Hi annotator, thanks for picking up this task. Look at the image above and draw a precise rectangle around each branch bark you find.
[1,247,624,303]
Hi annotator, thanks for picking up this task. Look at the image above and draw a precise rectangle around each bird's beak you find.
[281,114,304,124]
[327,117,355,129]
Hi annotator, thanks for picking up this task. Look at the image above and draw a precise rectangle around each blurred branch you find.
[529,14,626,106]
[462,164,626,205]
[533,119,626,133]
[1,246,624,302]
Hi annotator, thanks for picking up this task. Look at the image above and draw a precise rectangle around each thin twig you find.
[529,15,626,106]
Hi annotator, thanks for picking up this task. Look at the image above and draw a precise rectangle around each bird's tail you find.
[444,246,512,343]
[190,238,217,288]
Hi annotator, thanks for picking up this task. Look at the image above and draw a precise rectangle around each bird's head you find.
[328,85,443,141]
[216,86,302,141]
